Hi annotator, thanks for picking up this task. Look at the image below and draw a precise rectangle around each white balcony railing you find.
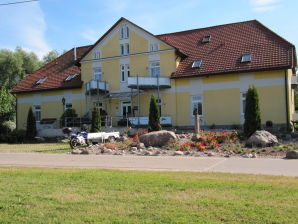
[127,76,171,89]
[128,116,172,126]
[86,80,109,93]
[291,76,298,85]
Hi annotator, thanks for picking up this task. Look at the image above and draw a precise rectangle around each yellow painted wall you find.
[130,31,148,54]
[101,32,120,58]
[72,88,84,94]
[81,63,93,83]
[175,92,190,126]
[16,93,33,98]
[41,90,64,97]
[256,85,286,124]
[160,51,176,77]
[287,69,293,121]
[203,88,240,125]
[253,70,284,79]
[102,59,120,91]
[160,42,172,51]
[130,55,148,76]
[17,103,31,130]
[72,99,85,117]
[203,74,239,84]
[41,101,63,119]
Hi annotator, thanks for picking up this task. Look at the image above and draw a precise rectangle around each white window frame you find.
[93,51,100,60]
[192,60,202,68]
[36,77,47,85]
[120,64,130,82]
[120,44,129,56]
[33,105,41,122]
[93,67,102,81]
[121,101,132,117]
[241,54,252,63]
[120,25,129,39]
[240,92,246,124]
[65,74,76,81]
[190,95,204,125]
[149,61,160,77]
[150,43,159,52]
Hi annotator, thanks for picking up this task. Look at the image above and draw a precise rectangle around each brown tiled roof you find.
[157,20,296,78]
[11,45,91,94]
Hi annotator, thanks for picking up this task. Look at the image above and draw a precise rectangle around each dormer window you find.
[120,25,129,39]
[93,51,100,60]
[202,35,211,43]
[192,60,202,68]
[36,76,47,85]
[65,74,76,81]
[241,53,252,63]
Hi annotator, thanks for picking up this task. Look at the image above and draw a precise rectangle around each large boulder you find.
[246,130,278,147]
[286,150,298,159]
[139,130,177,147]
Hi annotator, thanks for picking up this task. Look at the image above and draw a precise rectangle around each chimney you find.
[74,47,77,61]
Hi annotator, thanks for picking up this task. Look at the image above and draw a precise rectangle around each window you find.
[33,105,41,122]
[150,61,160,77]
[65,74,76,81]
[120,44,129,56]
[93,51,100,59]
[150,43,159,52]
[191,96,202,116]
[120,64,130,82]
[36,76,47,85]
[120,26,129,39]
[241,92,246,115]
[202,35,211,43]
[93,68,102,81]
[192,60,202,68]
[241,54,252,63]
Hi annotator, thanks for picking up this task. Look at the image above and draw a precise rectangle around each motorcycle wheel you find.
[70,138,79,149]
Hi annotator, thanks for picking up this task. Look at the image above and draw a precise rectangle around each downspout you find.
[15,96,18,130]
[284,70,290,130]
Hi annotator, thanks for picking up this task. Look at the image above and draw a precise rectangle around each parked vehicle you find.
[62,128,120,149]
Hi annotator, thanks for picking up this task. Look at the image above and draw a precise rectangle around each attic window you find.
[192,60,202,68]
[36,76,47,85]
[65,74,77,81]
[202,35,211,43]
[241,54,252,63]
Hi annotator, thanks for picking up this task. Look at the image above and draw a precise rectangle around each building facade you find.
[12,18,297,130]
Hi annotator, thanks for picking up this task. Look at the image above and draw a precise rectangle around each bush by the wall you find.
[26,107,37,140]
[91,107,101,132]
[148,95,161,132]
[60,109,78,127]
[244,86,261,137]
[0,120,16,135]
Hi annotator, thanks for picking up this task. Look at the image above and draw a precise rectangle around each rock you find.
[246,130,278,147]
[184,151,191,155]
[208,152,215,157]
[173,151,183,156]
[147,146,154,151]
[71,149,82,154]
[139,130,177,147]
[81,149,90,154]
[137,143,145,149]
[143,150,153,156]
[103,148,113,154]
[191,134,201,142]
[252,152,257,158]
[243,153,253,158]
[224,154,230,158]
[130,147,138,151]
[152,150,161,156]
[286,150,298,159]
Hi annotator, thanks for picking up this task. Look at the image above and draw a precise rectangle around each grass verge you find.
[0,143,71,153]
[0,167,297,223]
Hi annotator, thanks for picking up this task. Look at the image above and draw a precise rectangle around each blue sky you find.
[0,0,297,58]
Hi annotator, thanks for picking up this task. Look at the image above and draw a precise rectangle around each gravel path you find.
[0,153,297,176]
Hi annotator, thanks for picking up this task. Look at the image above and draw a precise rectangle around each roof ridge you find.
[156,19,257,37]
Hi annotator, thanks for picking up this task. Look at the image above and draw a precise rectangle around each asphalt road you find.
[0,153,298,176]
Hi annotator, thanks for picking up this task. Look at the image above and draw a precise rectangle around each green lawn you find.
[0,167,297,223]
[0,142,71,153]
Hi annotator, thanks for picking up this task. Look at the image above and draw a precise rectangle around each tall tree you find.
[148,95,161,132]
[26,107,37,139]
[244,86,261,137]
[91,107,101,132]
[42,50,59,64]
[0,81,15,122]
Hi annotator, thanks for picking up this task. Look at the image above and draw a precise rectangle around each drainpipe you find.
[285,70,290,130]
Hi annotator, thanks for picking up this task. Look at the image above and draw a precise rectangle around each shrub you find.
[0,120,16,135]
[265,120,273,128]
[8,129,26,143]
[117,118,131,127]
[148,95,161,132]
[91,107,101,132]
[244,86,261,137]
[26,107,37,140]
[60,109,78,127]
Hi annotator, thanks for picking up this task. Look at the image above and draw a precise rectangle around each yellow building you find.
[12,18,297,130]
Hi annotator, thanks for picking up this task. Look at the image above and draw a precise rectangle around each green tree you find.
[148,95,161,132]
[0,82,15,122]
[42,50,59,64]
[91,107,101,132]
[244,86,261,137]
[26,107,37,139]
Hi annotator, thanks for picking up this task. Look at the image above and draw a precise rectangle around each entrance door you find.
[121,101,131,117]
[191,96,204,125]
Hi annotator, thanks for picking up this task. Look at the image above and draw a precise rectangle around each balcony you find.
[86,80,109,94]
[127,76,171,89]
[128,116,172,126]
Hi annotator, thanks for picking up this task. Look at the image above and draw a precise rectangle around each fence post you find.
[195,113,200,133]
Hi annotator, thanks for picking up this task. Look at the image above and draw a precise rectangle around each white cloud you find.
[250,0,280,12]
[0,2,51,58]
